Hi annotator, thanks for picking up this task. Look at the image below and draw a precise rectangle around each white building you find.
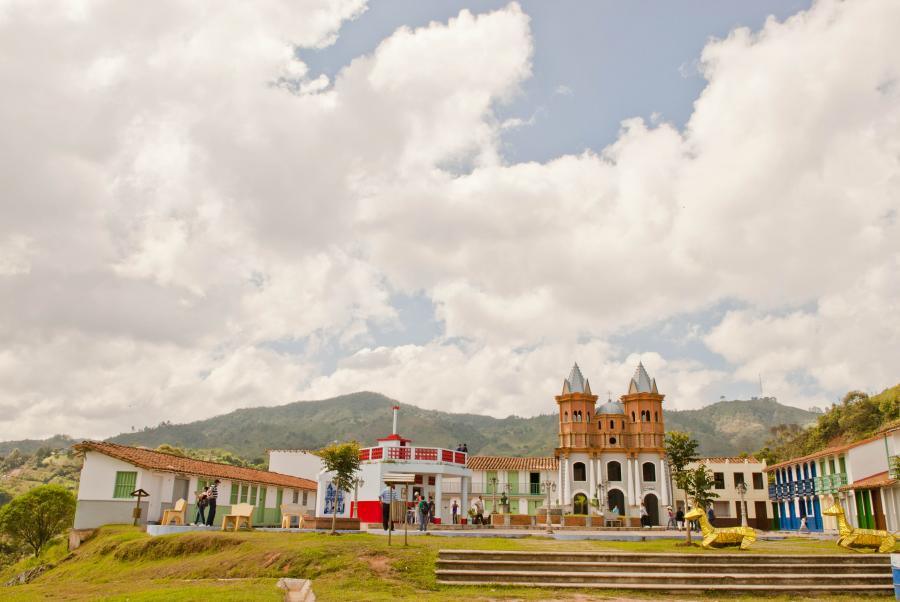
[73,441,317,529]
[671,457,770,528]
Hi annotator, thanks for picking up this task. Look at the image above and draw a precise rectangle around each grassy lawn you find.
[0,526,892,601]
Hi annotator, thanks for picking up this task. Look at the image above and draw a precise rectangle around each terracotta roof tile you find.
[838,471,897,492]
[765,432,887,472]
[467,456,558,471]
[75,441,316,490]
[698,456,762,464]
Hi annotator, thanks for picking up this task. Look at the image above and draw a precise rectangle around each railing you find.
[814,472,848,494]
[358,446,467,465]
[768,484,776,500]
[890,456,900,480]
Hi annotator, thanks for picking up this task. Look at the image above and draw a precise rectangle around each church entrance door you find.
[607,489,625,515]
[573,493,588,515]
[644,493,659,526]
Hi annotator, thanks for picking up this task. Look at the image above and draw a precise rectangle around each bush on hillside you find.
[0,484,76,557]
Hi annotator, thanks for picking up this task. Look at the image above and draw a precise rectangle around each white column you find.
[659,458,669,505]
[626,457,634,509]
[633,458,641,506]
[562,457,569,507]
[588,455,596,504]
[461,476,468,519]
[557,461,563,506]
[435,474,443,524]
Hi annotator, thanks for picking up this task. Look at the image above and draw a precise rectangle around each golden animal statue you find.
[684,507,756,549]
[821,502,896,553]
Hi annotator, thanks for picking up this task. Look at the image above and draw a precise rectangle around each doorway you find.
[573,493,589,515]
[607,489,625,515]
[173,478,190,503]
[643,493,659,526]
[754,501,768,530]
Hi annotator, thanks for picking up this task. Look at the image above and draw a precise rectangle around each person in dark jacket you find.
[707,505,716,526]
[194,486,209,525]
[205,479,220,526]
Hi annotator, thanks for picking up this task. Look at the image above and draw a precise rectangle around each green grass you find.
[0,526,892,601]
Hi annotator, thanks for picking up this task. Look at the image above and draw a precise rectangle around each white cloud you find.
[0,0,898,439]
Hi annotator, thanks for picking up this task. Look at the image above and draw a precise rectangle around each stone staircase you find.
[435,550,894,594]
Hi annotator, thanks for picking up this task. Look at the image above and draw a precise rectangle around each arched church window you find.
[654,411,658,422]
[642,462,656,482]
[607,461,622,481]
[573,462,586,481]
[609,420,614,429]
[631,411,636,422]
[586,413,591,423]
[564,412,568,422]
[621,420,625,429]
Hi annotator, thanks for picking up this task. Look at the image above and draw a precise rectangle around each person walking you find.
[417,495,429,531]
[665,506,675,530]
[193,485,209,525]
[640,503,649,528]
[380,485,399,531]
[204,479,220,526]
[473,496,485,525]
[452,500,459,524]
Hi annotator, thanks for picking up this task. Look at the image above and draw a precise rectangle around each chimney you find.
[392,405,400,435]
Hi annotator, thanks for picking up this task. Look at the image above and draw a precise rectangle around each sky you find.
[0,0,898,440]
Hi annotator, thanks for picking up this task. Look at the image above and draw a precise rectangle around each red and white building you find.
[316,406,471,524]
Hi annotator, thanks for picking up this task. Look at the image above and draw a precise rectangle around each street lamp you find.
[489,475,498,523]
[595,481,607,514]
[350,476,365,519]
[736,481,748,527]
[541,480,557,534]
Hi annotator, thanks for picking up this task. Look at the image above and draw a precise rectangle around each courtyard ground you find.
[0,526,893,601]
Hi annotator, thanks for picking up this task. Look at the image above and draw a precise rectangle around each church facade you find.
[554,362,670,526]
[465,362,671,526]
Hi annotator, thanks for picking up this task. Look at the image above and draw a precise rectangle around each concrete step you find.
[435,579,895,594]
[437,559,886,574]
[437,549,891,565]
[435,569,892,586]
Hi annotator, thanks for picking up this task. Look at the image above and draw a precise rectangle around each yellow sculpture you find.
[684,507,756,549]
[822,502,896,553]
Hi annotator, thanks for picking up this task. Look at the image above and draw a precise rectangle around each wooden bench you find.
[160,499,186,526]
[222,503,254,531]
[280,503,305,528]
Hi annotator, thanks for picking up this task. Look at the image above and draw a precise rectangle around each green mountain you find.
[89,392,820,459]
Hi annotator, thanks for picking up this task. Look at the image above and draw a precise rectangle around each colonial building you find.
[464,362,671,526]
[766,422,900,532]
[73,441,317,529]
[671,457,770,528]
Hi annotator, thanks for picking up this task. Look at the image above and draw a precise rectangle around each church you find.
[552,361,670,526]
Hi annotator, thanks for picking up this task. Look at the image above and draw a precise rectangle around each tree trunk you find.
[684,492,692,545]
[330,506,338,535]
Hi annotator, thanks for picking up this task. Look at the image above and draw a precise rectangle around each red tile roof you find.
[467,456,559,471]
[765,432,886,471]
[75,441,316,490]
[698,456,762,464]
[838,471,898,492]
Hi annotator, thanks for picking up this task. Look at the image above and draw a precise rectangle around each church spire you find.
[563,362,586,394]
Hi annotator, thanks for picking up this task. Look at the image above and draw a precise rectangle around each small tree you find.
[686,465,720,515]
[664,431,699,544]
[0,485,76,557]
[316,441,360,535]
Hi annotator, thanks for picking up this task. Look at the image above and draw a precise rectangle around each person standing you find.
[473,496,485,525]
[194,486,209,525]
[417,495,429,531]
[675,507,685,530]
[640,503,649,528]
[452,500,459,524]
[205,479,220,526]
[427,495,435,525]
[706,504,716,527]
[380,485,399,531]
[665,506,675,530]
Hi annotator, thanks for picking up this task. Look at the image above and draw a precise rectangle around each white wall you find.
[268,450,324,480]
[847,439,888,482]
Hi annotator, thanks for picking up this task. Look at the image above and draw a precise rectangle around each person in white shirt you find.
[379,485,400,531]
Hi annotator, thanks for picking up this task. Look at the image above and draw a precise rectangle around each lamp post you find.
[489,476,498,523]
[736,481,748,527]
[595,481,607,517]
[541,480,557,534]
[351,476,365,519]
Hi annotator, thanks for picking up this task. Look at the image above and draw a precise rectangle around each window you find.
[642,462,656,482]
[621,420,625,429]
[609,420,614,429]
[302,491,308,506]
[292,489,299,504]
[631,411,636,422]
[573,462,586,481]
[113,471,137,499]
[713,472,725,490]
[734,472,745,488]
[752,472,764,489]
[607,461,622,481]
[654,411,658,422]
[609,436,617,445]
[564,411,569,422]
[586,413,591,423]
[230,482,239,504]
